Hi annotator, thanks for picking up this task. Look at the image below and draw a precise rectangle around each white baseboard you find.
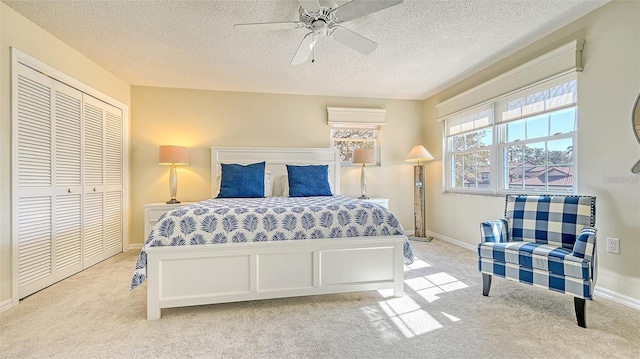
[426,230,477,252]
[594,287,640,311]
[0,298,14,314]
[426,230,640,312]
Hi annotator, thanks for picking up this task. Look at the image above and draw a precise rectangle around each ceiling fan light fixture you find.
[235,0,404,65]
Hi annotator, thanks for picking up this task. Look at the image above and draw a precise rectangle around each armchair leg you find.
[482,273,492,296]
[574,297,587,328]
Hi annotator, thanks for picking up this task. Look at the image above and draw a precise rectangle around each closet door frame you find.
[10,48,130,307]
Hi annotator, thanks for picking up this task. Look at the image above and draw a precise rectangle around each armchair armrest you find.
[571,227,597,261]
[480,218,510,243]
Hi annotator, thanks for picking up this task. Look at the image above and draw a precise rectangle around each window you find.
[327,107,385,166]
[447,105,494,190]
[330,124,380,165]
[444,75,578,195]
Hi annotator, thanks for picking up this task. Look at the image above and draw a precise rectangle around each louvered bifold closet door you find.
[83,95,106,267]
[104,103,123,256]
[15,64,54,298]
[53,81,83,276]
[14,61,125,300]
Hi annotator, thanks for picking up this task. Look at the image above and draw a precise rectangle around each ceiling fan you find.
[234,0,404,65]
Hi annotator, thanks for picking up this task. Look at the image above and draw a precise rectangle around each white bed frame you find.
[145,147,405,320]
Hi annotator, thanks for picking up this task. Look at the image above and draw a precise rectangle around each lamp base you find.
[166,199,181,204]
[358,195,370,199]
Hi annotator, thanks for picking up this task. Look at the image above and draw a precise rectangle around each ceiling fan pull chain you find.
[312,33,316,63]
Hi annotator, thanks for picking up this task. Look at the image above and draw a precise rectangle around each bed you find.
[132,147,414,320]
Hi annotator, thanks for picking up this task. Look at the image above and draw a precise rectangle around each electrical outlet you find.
[606,237,620,254]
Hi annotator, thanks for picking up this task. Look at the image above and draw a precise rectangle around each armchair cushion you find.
[479,242,590,280]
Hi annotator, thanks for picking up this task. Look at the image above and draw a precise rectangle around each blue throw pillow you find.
[217,162,265,198]
[286,165,332,197]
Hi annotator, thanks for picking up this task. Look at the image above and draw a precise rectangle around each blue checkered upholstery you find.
[478,194,597,299]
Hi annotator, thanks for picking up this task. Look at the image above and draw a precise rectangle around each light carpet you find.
[1,239,639,358]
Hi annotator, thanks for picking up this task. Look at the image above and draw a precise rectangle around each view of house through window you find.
[444,75,578,194]
[331,124,380,165]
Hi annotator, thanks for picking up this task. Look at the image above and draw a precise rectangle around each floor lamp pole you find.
[413,164,425,237]
[412,163,432,242]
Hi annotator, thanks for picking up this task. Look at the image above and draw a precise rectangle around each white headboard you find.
[210,147,341,197]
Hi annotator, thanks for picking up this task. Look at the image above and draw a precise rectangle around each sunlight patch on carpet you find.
[441,312,461,322]
[378,296,443,338]
[367,257,469,338]
[404,259,431,270]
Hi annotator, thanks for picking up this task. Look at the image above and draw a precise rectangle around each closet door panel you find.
[84,191,104,267]
[83,95,107,264]
[104,103,123,255]
[15,64,54,298]
[17,196,52,298]
[52,81,84,277]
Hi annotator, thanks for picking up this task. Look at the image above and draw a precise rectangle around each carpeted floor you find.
[1,239,639,358]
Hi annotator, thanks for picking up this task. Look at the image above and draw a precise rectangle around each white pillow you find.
[264,171,273,197]
[217,171,273,197]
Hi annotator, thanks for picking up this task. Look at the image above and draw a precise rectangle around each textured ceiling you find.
[3,0,609,100]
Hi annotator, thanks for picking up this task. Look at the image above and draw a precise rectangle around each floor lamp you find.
[405,145,434,242]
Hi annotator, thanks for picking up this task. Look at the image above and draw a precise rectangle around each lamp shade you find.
[353,148,376,164]
[159,145,189,165]
[405,145,434,162]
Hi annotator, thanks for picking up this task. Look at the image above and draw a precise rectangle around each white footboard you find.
[145,236,406,320]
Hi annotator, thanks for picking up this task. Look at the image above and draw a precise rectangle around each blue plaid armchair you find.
[478,194,597,328]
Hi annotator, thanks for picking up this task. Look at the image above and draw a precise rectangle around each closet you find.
[14,61,124,299]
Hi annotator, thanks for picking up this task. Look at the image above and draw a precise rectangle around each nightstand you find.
[358,198,389,209]
[144,202,194,239]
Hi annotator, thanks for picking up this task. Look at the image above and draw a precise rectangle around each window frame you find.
[443,74,578,196]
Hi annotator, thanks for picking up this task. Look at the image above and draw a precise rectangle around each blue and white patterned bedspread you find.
[130,195,414,289]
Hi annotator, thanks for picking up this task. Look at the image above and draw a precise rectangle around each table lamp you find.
[353,147,376,199]
[158,145,189,204]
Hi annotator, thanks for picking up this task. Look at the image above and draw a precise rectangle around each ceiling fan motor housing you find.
[310,20,328,36]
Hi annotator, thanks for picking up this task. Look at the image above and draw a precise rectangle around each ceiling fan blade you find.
[298,0,321,13]
[234,22,305,31]
[332,0,403,23]
[329,26,377,55]
[291,32,318,65]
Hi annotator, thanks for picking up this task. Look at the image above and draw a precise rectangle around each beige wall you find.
[423,1,640,301]
[130,87,424,246]
[0,3,130,304]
